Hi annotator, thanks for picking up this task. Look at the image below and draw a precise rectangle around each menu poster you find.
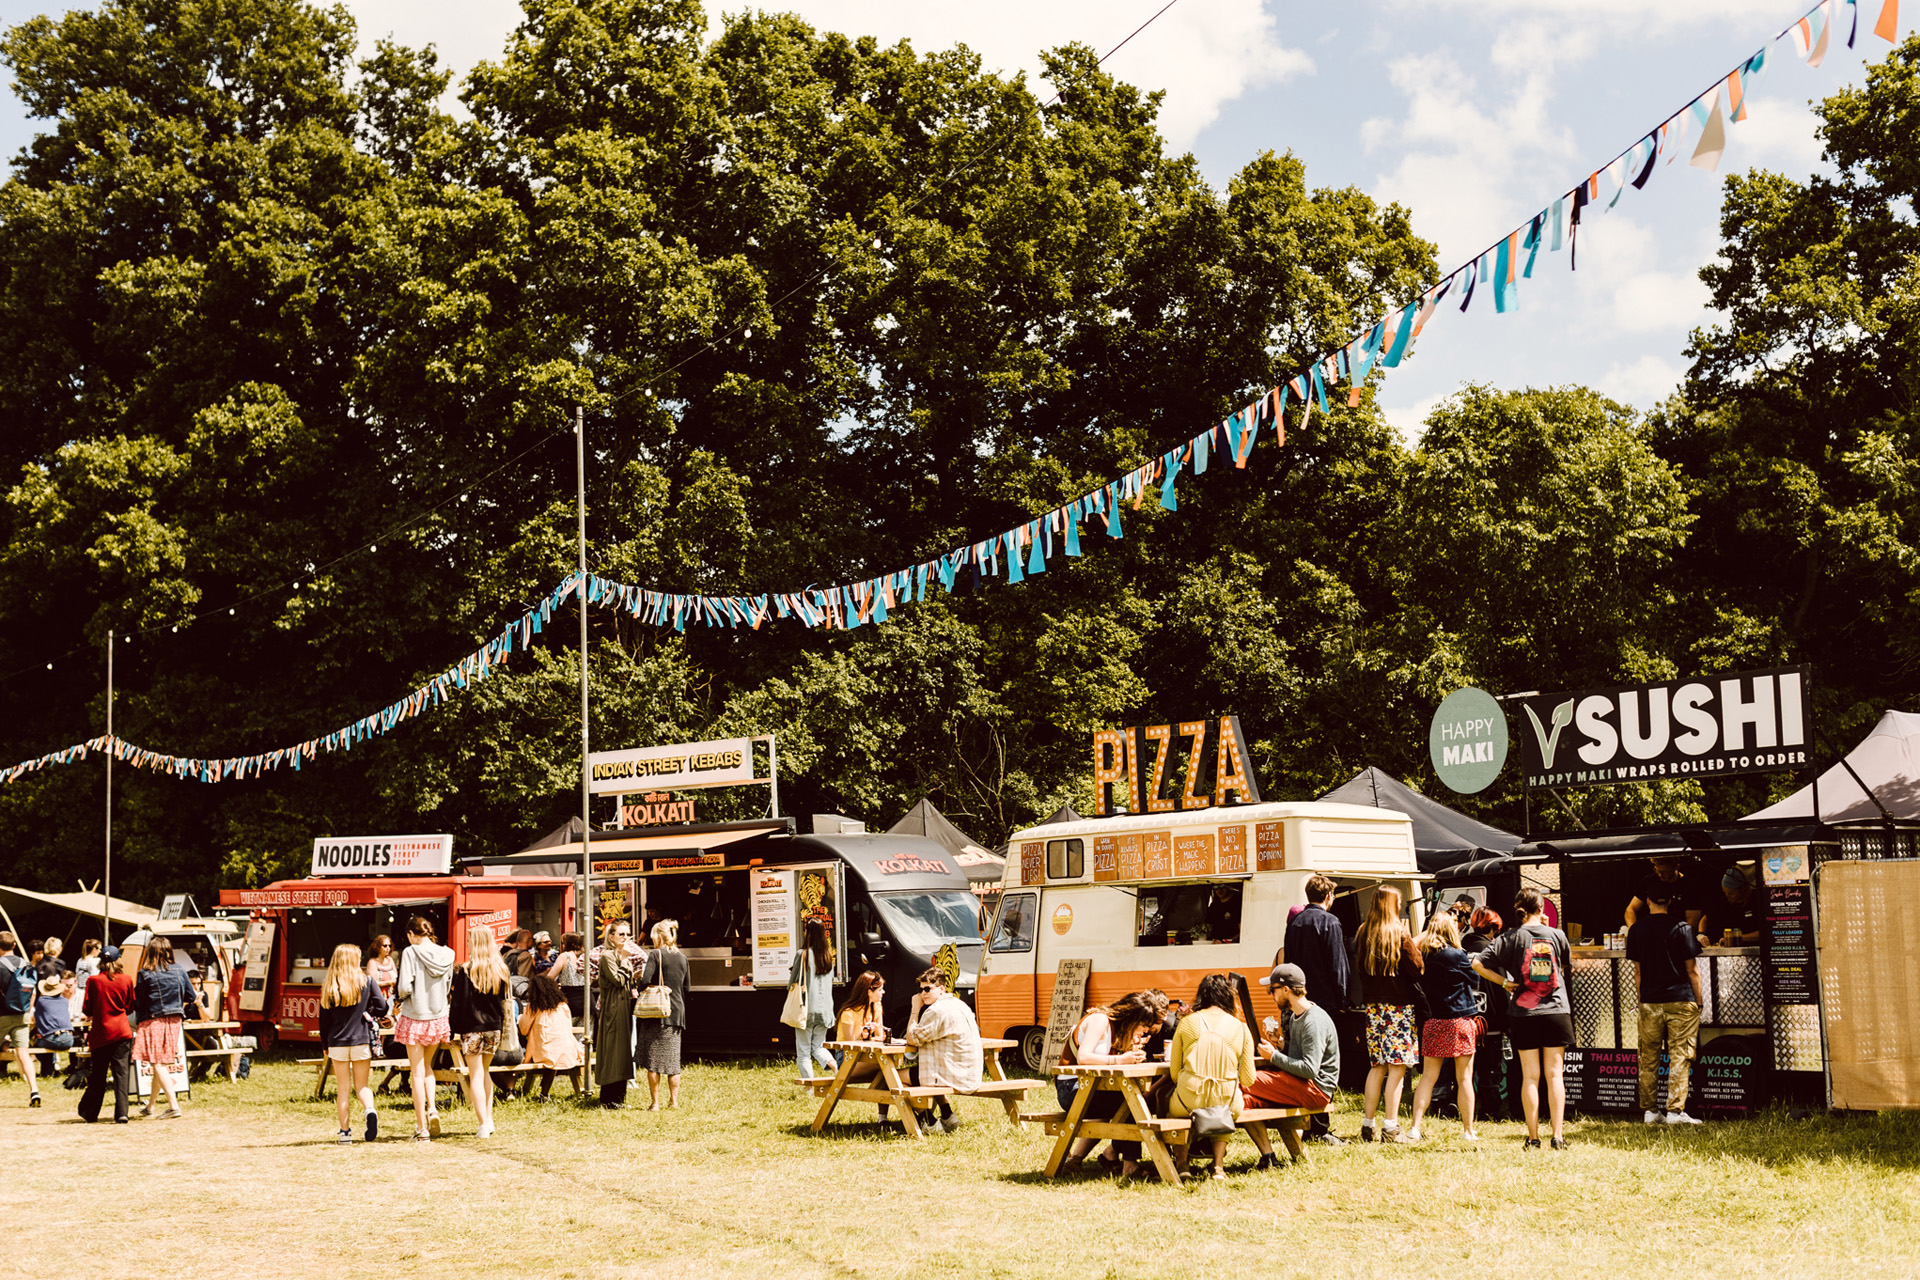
[750,869,797,985]
[1218,826,1248,874]
[1255,822,1285,871]
[1693,1038,1767,1116]
[1092,835,1119,882]
[1173,833,1215,878]
[1020,841,1044,886]
[1564,1048,1642,1114]
[1763,884,1818,1005]
[1142,830,1173,879]
[1116,833,1144,880]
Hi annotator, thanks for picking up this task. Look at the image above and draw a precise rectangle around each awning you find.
[1744,709,1920,824]
[1516,824,1830,861]
[0,884,158,935]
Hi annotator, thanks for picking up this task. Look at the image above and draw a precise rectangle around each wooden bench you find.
[301,1056,581,1100]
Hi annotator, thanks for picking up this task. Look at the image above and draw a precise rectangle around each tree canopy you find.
[1,3,1915,900]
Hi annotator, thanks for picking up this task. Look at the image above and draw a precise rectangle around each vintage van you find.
[977,801,1423,1071]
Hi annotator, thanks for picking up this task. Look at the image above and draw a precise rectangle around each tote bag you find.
[779,981,807,1029]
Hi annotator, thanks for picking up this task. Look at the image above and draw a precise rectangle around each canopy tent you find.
[1316,766,1521,873]
[0,883,159,947]
[887,799,1004,886]
[1744,710,1920,824]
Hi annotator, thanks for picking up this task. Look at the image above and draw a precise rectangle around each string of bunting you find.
[0,0,1899,787]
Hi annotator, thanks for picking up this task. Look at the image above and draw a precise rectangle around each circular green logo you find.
[1429,687,1508,794]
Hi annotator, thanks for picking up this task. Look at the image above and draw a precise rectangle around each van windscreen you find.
[873,891,982,950]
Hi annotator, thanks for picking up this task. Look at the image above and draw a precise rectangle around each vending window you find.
[1136,882,1243,947]
[1046,838,1084,879]
[989,892,1037,952]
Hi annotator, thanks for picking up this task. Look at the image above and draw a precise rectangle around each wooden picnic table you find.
[800,1039,1041,1137]
[1039,1063,1318,1186]
[182,1020,244,1083]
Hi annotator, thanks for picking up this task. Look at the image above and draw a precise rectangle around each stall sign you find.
[310,834,453,877]
[622,792,698,827]
[1429,687,1508,795]
[1563,1047,1642,1114]
[227,886,375,908]
[470,908,514,943]
[751,869,796,985]
[1764,883,1818,1005]
[1515,666,1809,790]
[653,853,726,871]
[1020,841,1043,886]
[588,738,753,794]
[237,921,275,1013]
[1090,716,1262,816]
[593,858,646,874]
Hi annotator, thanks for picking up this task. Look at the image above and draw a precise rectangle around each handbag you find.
[779,980,807,1029]
[1189,1104,1236,1139]
[635,954,673,1020]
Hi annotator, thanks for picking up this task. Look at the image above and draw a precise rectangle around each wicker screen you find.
[1819,860,1920,1110]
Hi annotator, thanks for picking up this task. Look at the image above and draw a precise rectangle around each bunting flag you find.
[1,0,1901,789]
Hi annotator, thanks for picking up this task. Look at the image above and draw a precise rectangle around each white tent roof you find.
[1744,710,1920,823]
[0,884,159,935]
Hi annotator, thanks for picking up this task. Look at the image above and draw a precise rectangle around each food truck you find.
[216,834,576,1050]
[977,801,1423,1072]
[463,817,983,1055]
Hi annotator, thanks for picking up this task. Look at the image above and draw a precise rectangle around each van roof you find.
[788,833,974,892]
[1007,800,1411,842]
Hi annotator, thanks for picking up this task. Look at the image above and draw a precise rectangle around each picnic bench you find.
[1034,1063,1321,1185]
[799,1039,1043,1138]
[15,1020,247,1091]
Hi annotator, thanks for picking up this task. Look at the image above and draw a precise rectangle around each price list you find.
[1565,1048,1642,1114]
[1763,884,1818,1004]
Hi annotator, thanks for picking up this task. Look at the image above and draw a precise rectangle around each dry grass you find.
[3,1056,1918,1279]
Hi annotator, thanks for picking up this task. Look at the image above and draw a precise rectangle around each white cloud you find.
[1382,391,1447,445]
[337,0,1310,147]
[769,1,1311,146]
[1598,353,1686,405]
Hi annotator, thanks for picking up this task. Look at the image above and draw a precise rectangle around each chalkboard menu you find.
[1694,1037,1768,1116]
[1763,884,1818,1004]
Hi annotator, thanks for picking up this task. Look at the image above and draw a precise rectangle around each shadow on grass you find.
[1568,1103,1920,1171]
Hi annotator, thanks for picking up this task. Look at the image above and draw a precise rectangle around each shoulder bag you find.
[1185,1017,1240,1140]
[779,955,808,1029]
[635,952,673,1020]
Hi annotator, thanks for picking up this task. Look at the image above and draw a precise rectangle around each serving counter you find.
[1568,945,1765,1050]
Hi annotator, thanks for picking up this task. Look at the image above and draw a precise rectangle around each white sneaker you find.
[1664,1111,1704,1126]
[476,1121,493,1138]
[1403,1127,1424,1143]
[1643,1110,1661,1125]
[1460,1131,1480,1142]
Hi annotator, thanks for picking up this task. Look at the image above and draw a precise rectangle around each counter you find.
[1568,945,1764,1050]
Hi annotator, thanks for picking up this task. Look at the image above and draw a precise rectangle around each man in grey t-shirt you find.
[1249,963,1343,1157]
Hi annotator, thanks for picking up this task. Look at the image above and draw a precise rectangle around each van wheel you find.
[1016,1027,1049,1074]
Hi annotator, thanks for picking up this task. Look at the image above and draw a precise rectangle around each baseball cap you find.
[1259,963,1307,992]
[100,945,121,963]
[1722,866,1750,893]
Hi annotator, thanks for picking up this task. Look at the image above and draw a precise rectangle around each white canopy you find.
[1744,709,1920,823]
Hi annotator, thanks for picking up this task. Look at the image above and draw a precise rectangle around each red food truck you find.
[216,834,575,1051]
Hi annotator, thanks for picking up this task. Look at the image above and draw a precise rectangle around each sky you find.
[0,0,1899,440]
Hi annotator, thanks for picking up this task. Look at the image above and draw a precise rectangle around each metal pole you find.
[575,405,595,1095]
[767,735,779,819]
[103,632,113,943]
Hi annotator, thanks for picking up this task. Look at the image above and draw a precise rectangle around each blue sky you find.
[0,0,1897,438]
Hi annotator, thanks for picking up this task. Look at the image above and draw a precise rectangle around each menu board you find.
[1255,821,1286,871]
[1020,841,1044,886]
[1116,833,1144,880]
[1218,826,1248,874]
[1763,884,1818,1004]
[1173,832,1215,878]
[750,869,796,985]
[1693,1038,1767,1116]
[1092,835,1119,882]
[1142,830,1173,879]
[1564,1047,1642,1114]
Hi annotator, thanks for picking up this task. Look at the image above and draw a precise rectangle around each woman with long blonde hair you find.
[1348,885,1423,1142]
[319,943,390,1142]
[449,926,511,1137]
[1406,913,1481,1142]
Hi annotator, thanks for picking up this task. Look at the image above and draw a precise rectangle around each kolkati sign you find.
[1429,687,1508,794]
[1091,716,1261,816]
[588,738,753,794]
[1516,666,1809,789]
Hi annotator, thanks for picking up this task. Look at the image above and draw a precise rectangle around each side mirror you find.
[860,931,890,961]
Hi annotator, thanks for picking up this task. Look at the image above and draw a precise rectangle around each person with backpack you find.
[77,946,136,1123]
[1626,884,1706,1127]
[318,943,389,1143]
[0,930,44,1107]
[1474,889,1574,1150]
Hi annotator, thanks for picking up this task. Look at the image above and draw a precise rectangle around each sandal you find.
[413,1131,432,1142]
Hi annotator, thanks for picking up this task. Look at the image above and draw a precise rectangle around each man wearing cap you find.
[1701,865,1761,947]
[1249,962,1342,1148]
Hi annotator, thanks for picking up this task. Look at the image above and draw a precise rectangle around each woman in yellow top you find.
[831,971,892,1127]
[1168,974,1257,1181]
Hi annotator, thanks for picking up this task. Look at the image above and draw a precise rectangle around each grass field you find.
[3,1055,1918,1279]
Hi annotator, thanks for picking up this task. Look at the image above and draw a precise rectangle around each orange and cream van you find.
[978,801,1422,1071]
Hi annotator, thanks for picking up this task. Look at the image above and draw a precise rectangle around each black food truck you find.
[462,817,984,1055]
